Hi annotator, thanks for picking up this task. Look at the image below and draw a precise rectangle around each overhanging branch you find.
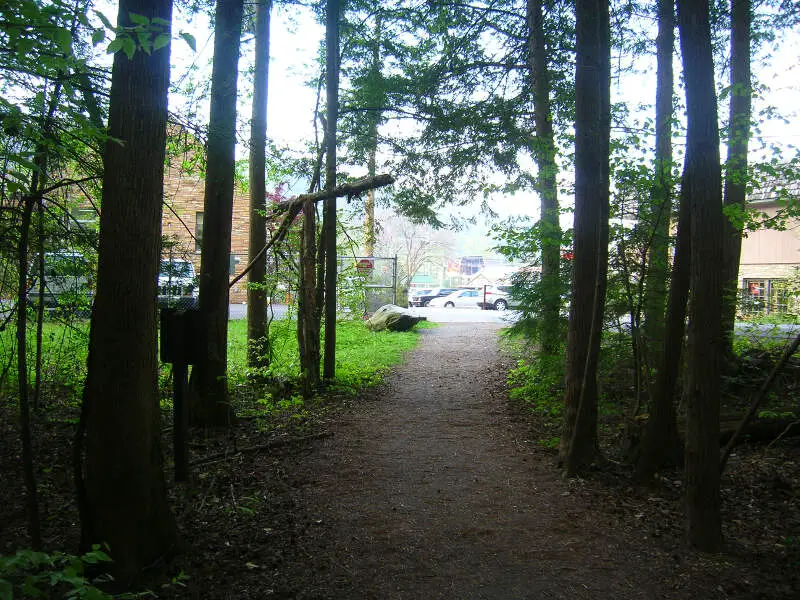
[229,173,394,289]
[270,173,395,213]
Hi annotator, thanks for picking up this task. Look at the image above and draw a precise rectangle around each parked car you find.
[429,288,481,308]
[27,251,94,315]
[476,284,518,311]
[407,287,432,307]
[158,258,198,309]
[410,287,461,307]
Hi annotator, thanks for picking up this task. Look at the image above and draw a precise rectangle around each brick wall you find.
[162,163,251,303]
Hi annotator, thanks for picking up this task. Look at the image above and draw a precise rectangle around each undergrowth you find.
[0,315,435,411]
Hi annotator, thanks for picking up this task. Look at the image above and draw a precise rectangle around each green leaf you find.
[0,578,12,600]
[152,17,171,27]
[106,37,123,55]
[121,37,136,59]
[54,28,73,53]
[136,29,151,54]
[154,33,171,51]
[91,29,105,46]
[128,12,150,26]
[179,32,196,52]
[16,37,34,58]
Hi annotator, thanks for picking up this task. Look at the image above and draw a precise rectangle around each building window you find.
[195,212,203,252]
[742,278,788,315]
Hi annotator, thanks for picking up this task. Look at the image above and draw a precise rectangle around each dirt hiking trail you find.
[267,323,735,600]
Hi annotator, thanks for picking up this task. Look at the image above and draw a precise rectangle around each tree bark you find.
[636,163,690,479]
[247,0,272,368]
[363,10,382,258]
[560,0,610,475]
[323,0,340,381]
[300,199,320,395]
[526,0,562,355]
[677,0,724,552]
[80,0,176,579]
[189,0,244,426]
[16,194,42,550]
[641,0,675,379]
[720,0,752,357]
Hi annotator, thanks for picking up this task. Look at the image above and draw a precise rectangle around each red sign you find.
[356,258,374,274]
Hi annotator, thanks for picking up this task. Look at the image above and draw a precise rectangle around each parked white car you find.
[428,288,481,308]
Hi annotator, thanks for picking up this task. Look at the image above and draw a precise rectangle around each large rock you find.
[366,304,426,332]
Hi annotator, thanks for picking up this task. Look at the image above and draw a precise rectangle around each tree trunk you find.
[526,0,562,355]
[80,0,176,579]
[641,0,675,379]
[16,194,42,550]
[363,10,382,258]
[677,0,724,552]
[720,0,752,357]
[247,0,272,369]
[323,0,340,381]
[300,199,320,395]
[189,0,244,426]
[560,0,610,475]
[636,162,690,479]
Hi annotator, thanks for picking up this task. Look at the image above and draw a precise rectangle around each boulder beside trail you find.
[365,304,426,332]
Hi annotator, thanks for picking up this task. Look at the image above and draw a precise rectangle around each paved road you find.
[228,303,517,324]
[229,304,800,340]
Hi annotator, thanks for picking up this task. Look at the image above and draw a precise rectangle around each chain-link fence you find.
[338,256,397,314]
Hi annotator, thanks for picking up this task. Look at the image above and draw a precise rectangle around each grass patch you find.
[1,316,430,406]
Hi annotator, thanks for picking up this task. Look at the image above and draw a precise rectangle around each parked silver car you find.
[476,284,517,311]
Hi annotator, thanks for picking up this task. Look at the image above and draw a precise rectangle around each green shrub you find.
[0,546,118,600]
[507,353,565,418]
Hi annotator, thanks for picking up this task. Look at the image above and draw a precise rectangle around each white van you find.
[158,258,198,309]
[27,251,94,315]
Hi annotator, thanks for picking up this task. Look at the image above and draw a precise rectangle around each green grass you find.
[227,318,434,391]
[0,316,431,405]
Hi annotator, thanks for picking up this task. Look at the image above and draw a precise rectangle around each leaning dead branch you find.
[230,173,394,288]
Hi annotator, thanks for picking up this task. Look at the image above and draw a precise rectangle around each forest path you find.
[280,323,666,599]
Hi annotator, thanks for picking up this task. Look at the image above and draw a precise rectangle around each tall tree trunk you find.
[677,0,724,552]
[300,199,320,395]
[189,0,244,426]
[720,0,752,356]
[247,0,272,368]
[323,0,340,381]
[16,194,42,550]
[363,9,382,258]
[642,0,675,379]
[526,0,562,355]
[80,0,176,579]
[33,198,45,410]
[637,162,690,479]
[560,0,610,475]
